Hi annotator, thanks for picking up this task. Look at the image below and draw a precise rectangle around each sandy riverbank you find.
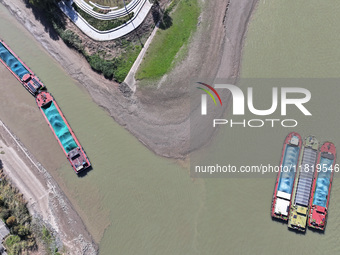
[0,120,97,254]
[0,0,258,159]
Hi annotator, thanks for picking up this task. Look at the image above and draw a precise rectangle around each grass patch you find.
[53,26,141,82]
[52,14,141,82]
[92,6,109,14]
[136,0,200,80]
[30,220,63,255]
[72,3,133,31]
[58,29,84,51]
[84,0,132,9]
[85,43,142,82]
[92,6,110,14]
[41,226,60,255]
[114,44,143,82]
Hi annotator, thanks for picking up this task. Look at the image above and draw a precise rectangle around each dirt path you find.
[0,123,52,227]
[0,121,97,255]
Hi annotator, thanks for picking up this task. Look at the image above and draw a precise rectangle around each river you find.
[0,3,203,255]
[1,0,340,255]
[192,0,340,254]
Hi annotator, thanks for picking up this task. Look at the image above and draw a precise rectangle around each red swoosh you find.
[197,82,222,105]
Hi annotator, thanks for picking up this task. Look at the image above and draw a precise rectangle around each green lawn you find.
[136,0,200,80]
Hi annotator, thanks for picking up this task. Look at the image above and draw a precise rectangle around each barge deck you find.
[271,132,302,221]
[0,40,44,95]
[36,92,91,173]
[288,136,319,232]
[308,142,336,231]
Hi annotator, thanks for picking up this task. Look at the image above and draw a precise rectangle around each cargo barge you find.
[308,142,336,231]
[0,40,44,95]
[271,132,302,221]
[36,91,91,173]
[288,136,319,232]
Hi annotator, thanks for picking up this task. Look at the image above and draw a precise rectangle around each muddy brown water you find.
[191,1,340,254]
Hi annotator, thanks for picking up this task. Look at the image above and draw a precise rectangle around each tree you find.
[18,226,30,237]
[6,216,16,227]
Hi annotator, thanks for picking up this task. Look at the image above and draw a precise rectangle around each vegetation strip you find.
[86,44,142,82]
[136,0,200,80]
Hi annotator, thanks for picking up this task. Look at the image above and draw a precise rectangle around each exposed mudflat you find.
[0,0,259,253]
[0,0,258,159]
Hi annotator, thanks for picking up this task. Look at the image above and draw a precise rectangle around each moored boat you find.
[288,136,319,232]
[0,40,44,95]
[36,91,91,173]
[271,132,302,221]
[308,142,336,231]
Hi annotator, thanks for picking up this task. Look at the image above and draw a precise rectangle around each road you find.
[0,121,54,228]
[123,21,159,91]
[58,0,152,41]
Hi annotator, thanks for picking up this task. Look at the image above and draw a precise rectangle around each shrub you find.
[6,216,16,227]
[0,209,10,220]
[17,225,30,237]
[0,178,36,253]
[5,235,21,248]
